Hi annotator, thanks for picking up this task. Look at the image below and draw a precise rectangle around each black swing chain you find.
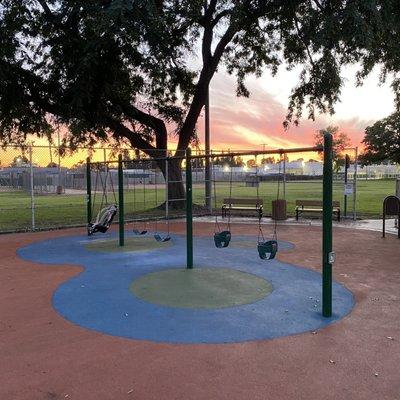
[257,153,282,243]
[272,153,283,241]
[227,156,233,232]
[91,164,99,221]
[256,156,265,244]
[212,157,222,233]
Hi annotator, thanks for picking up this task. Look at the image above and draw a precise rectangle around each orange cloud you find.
[193,72,373,159]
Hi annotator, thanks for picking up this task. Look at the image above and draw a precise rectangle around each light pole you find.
[205,85,212,212]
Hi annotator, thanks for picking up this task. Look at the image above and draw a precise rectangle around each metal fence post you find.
[29,146,35,231]
[322,132,333,317]
[86,157,92,226]
[353,147,358,221]
[186,148,193,269]
[165,158,169,224]
[118,154,124,246]
[283,156,286,199]
[205,87,212,211]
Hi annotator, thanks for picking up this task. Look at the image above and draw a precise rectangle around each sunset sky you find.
[2,63,395,167]
[198,64,395,153]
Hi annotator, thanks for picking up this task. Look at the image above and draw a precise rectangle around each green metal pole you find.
[86,157,92,226]
[322,132,333,317]
[118,154,125,247]
[186,148,193,269]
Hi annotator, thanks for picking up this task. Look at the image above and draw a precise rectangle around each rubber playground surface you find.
[1,222,400,399]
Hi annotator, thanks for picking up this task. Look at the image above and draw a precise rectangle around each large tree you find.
[314,126,351,172]
[1,1,400,205]
[360,112,400,165]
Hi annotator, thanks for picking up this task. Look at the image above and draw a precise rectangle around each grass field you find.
[0,179,396,232]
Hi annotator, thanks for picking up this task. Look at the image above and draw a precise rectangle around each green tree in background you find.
[213,156,244,167]
[261,157,275,165]
[360,112,400,165]
[315,126,351,173]
[11,155,29,167]
[246,159,257,168]
[1,1,400,205]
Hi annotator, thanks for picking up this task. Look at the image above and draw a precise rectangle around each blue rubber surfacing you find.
[17,232,354,344]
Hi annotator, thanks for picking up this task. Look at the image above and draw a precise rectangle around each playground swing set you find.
[212,156,232,249]
[86,133,335,317]
[257,155,283,260]
[87,163,118,236]
[212,153,282,260]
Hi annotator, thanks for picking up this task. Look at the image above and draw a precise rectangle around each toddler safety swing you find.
[88,163,118,236]
[257,154,283,260]
[212,157,232,248]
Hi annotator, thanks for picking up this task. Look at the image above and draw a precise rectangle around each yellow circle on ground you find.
[130,268,273,309]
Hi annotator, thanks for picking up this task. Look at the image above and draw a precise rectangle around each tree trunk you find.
[156,157,186,210]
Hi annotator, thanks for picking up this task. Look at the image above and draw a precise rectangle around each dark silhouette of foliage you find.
[1,1,400,202]
[360,112,400,165]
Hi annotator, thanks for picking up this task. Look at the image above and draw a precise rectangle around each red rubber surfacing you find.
[1,223,400,400]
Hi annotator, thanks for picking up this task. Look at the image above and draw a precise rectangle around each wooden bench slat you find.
[223,198,263,206]
[296,207,340,212]
[295,199,341,221]
[225,206,261,210]
[295,200,340,207]
[221,198,263,218]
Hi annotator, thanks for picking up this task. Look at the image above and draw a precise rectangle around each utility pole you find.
[205,84,212,212]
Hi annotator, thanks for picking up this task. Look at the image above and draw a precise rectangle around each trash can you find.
[56,185,63,195]
[272,199,287,220]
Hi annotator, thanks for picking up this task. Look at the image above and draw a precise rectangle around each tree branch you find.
[294,15,316,68]
[211,9,232,27]
[204,0,218,19]
[311,0,324,12]
[123,105,168,152]
[202,12,213,64]
[36,0,53,18]
[106,119,161,159]
[176,24,238,152]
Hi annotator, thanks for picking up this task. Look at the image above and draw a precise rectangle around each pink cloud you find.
[194,73,374,152]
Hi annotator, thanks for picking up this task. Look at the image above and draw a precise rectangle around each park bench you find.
[222,198,263,219]
[295,200,341,221]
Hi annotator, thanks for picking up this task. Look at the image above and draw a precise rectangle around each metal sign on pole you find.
[344,183,354,196]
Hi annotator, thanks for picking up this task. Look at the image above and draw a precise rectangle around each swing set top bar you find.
[88,145,323,165]
[188,145,323,160]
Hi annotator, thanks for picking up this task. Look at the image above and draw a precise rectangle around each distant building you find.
[303,161,324,176]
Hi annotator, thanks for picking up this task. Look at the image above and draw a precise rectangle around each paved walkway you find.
[195,215,399,235]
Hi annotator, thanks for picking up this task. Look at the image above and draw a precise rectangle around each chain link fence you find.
[0,145,207,233]
[1,144,399,233]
